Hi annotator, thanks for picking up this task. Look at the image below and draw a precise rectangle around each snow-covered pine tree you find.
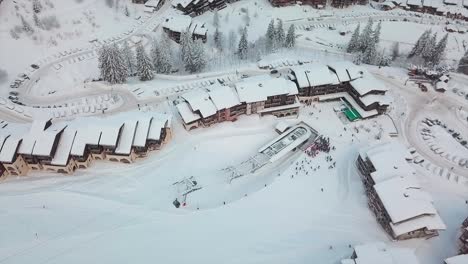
[275,19,285,48]
[422,32,437,66]
[431,33,448,66]
[33,0,42,13]
[98,45,128,84]
[377,51,391,67]
[457,50,468,75]
[353,52,364,65]
[185,39,206,73]
[408,29,431,58]
[362,36,377,65]
[213,27,224,52]
[347,23,360,53]
[150,39,161,69]
[156,37,173,73]
[238,27,249,60]
[285,24,295,48]
[21,15,34,33]
[373,21,382,44]
[180,29,192,62]
[228,30,237,51]
[136,43,154,81]
[265,19,275,53]
[33,13,42,28]
[391,42,399,61]
[122,41,136,76]
[213,9,220,28]
[358,18,374,52]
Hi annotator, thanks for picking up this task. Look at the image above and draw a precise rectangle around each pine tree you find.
[408,29,431,58]
[98,45,128,84]
[373,21,382,44]
[362,36,377,65]
[136,44,154,81]
[33,0,42,14]
[122,41,136,76]
[265,19,275,53]
[285,25,295,48]
[391,42,399,61]
[347,24,360,53]
[185,39,206,73]
[33,13,42,28]
[238,27,249,60]
[431,33,448,66]
[213,9,220,28]
[20,15,34,33]
[180,29,192,62]
[422,33,437,66]
[275,19,285,48]
[358,18,374,52]
[213,27,224,52]
[152,37,172,74]
[228,30,237,51]
[457,50,468,75]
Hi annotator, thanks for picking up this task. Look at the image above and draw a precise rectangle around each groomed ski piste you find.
[0,0,467,264]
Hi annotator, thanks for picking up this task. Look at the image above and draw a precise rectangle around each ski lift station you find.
[225,122,318,182]
[259,122,318,163]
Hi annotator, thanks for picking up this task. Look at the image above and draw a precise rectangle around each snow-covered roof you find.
[70,127,102,156]
[318,92,379,118]
[114,121,138,155]
[172,0,194,8]
[360,142,415,184]
[445,255,468,264]
[18,119,51,155]
[435,81,448,91]
[162,15,192,33]
[383,1,397,7]
[0,137,22,163]
[327,61,360,82]
[291,64,340,88]
[407,0,422,6]
[176,102,201,124]
[132,117,152,148]
[182,89,218,118]
[145,0,161,7]
[359,94,392,107]
[32,124,67,157]
[374,176,446,235]
[206,83,241,110]
[342,242,420,264]
[350,73,388,96]
[100,124,123,147]
[148,115,169,141]
[444,0,459,4]
[50,128,77,166]
[190,22,208,36]
[235,76,298,103]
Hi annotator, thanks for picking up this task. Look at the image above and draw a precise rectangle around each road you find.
[372,70,468,178]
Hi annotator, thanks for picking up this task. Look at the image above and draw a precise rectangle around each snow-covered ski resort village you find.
[1,0,468,263]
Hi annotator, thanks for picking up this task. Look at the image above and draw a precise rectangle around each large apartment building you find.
[357,142,446,240]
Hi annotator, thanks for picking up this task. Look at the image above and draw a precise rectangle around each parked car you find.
[270,69,279,74]
[31,64,39,69]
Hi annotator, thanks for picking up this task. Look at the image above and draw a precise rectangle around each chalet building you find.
[162,15,208,43]
[176,76,299,131]
[106,120,139,163]
[341,242,420,264]
[406,0,423,11]
[17,119,53,171]
[172,0,227,17]
[290,62,390,120]
[44,128,78,174]
[0,113,173,178]
[357,142,446,240]
[144,0,165,12]
[0,137,28,176]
